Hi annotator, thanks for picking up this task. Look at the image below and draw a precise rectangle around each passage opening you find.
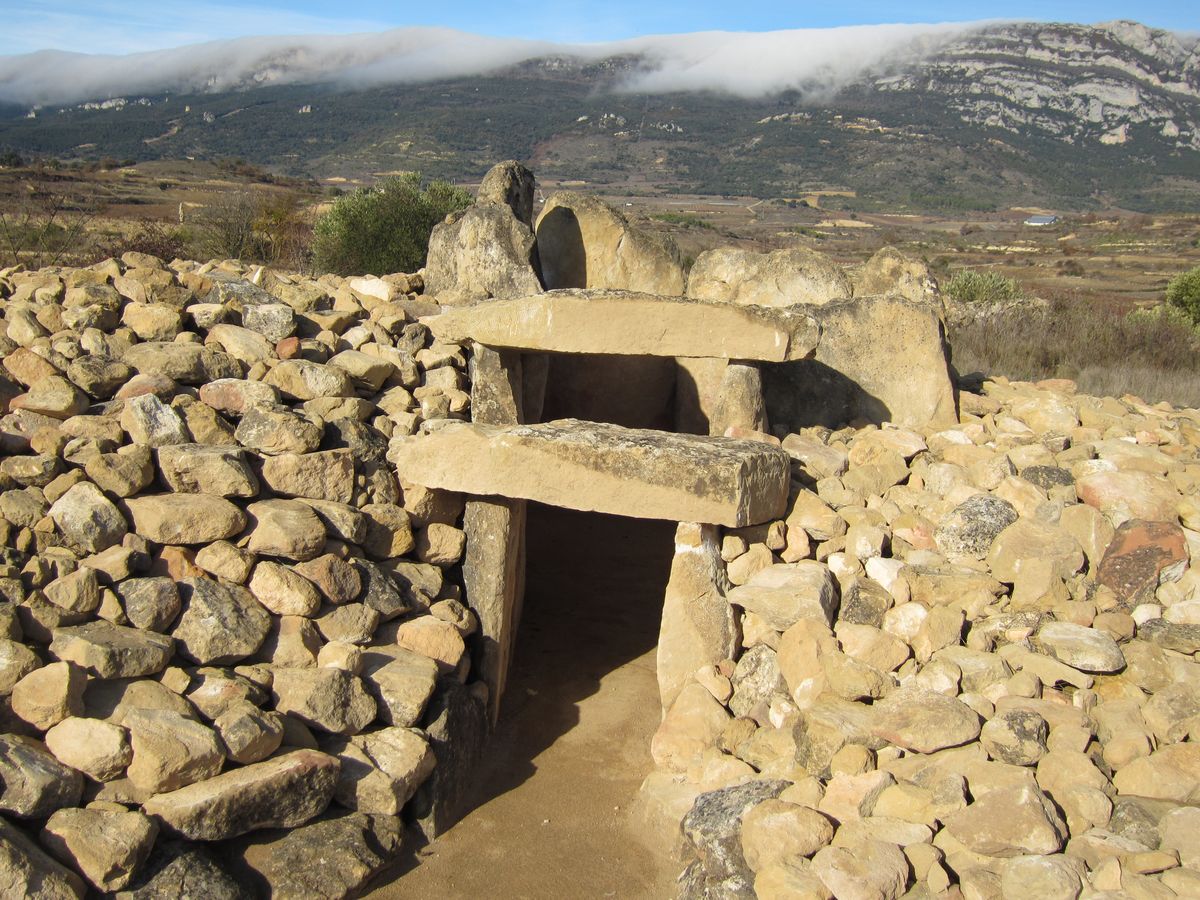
[519,502,676,690]
[433,502,677,895]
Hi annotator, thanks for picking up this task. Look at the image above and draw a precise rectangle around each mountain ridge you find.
[1,20,1197,213]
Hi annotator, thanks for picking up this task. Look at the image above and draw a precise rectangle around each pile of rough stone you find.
[5,164,1200,900]
[652,375,1200,899]
[0,252,479,896]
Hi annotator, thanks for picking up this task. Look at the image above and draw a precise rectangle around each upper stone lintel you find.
[423,289,819,362]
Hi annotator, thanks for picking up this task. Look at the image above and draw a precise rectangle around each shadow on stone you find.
[765,359,892,430]
[119,838,252,899]
[534,206,587,289]
[541,353,678,430]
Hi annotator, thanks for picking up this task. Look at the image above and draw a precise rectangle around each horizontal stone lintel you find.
[389,419,791,528]
[425,289,820,362]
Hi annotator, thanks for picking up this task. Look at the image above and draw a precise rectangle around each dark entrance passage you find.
[375,503,679,898]
[520,502,677,685]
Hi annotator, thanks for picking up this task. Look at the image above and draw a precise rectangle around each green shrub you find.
[312,174,470,276]
[1166,266,1200,324]
[945,269,1024,304]
[1126,303,1195,330]
[788,225,827,241]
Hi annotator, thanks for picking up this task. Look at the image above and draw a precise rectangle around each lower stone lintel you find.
[388,419,790,528]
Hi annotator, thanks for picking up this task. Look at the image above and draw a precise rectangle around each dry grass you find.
[950,293,1200,408]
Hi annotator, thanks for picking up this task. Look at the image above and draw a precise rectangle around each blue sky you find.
[3,0,1195,56]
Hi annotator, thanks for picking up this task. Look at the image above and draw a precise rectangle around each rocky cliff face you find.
[874,21,1200,150]
[3,20,1198,210]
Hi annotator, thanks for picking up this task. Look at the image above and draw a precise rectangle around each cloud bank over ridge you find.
[0,23,983,107]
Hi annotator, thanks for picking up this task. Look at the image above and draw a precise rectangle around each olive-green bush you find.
[312,174,470,276]
[945,268,1024,304]
[1166,265,1200,325]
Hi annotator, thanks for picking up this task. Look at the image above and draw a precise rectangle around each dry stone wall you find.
[0,253,486,896]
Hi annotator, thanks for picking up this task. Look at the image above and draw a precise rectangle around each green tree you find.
[1166,266,1200,325]
[311,174,470,276]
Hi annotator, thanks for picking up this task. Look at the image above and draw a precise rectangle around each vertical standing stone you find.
[463,499,525,724]
[476,160,536,228]
[657,523,739,712]
[710,363,769,436]
[411,678,489,839]
[468,347,523,425]
[462,346,527,723]
[675,357,729,435]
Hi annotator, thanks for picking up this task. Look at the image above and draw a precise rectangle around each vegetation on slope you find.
[2,66,1197,213]
[312,174,470,276]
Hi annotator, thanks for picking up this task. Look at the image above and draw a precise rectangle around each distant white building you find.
[1024,214,1059,226]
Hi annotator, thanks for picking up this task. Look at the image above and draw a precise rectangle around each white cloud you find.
[612,24,974,97]
[0,23,985,107]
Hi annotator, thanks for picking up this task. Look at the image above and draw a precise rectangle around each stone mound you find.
[2,161,1196,899]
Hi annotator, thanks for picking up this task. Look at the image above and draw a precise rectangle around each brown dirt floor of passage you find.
[371,504,680,899]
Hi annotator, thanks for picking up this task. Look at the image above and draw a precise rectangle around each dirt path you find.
[370,506,680,899]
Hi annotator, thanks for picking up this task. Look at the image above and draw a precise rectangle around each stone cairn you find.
[0,160,1198,900]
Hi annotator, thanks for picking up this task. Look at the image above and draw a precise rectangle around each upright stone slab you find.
[535,190,685,295]
[853,246,942,307]
[462,346,527,723]
[468,347,523,425]
[423,163,542,308]
[687,246,853,308]
[657,523,738,712]
[389,419,791,528]
[463,499,524,724]
[765,295,957,431]
[710,363,769,436]
[675,357,733,436]
[476,160,536,228]
[411,678,489,839]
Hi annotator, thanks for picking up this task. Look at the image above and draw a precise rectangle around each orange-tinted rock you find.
[1076,471,1179,523]
[276,336,301,359]
[151,546,206,581]
[1097,520,1188,609]
[114,374,177,401]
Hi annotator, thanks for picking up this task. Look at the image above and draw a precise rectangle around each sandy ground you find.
[371,505,680,899]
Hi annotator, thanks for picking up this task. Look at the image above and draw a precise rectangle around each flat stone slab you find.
[425,289,820,361]
[389,419,790,527]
